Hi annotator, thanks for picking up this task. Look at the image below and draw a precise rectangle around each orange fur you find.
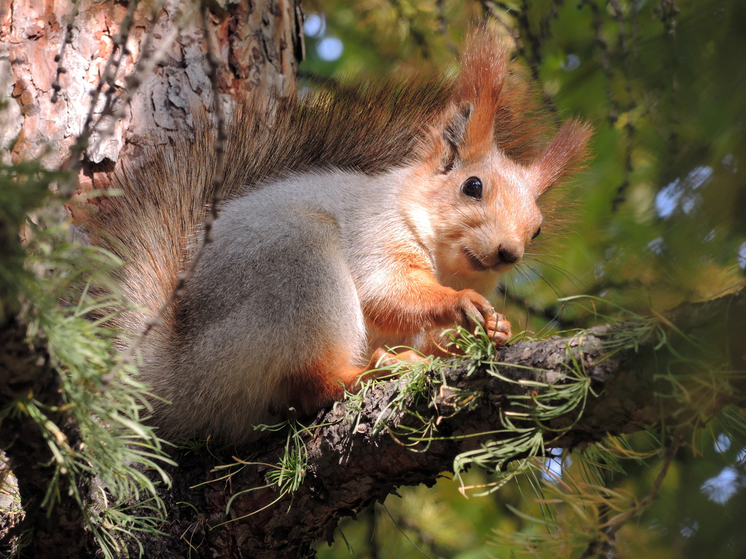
[364,271,494,336]
[276,358,362,416]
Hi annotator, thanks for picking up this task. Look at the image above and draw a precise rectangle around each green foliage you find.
[309,0,746,557]
[0,158,173,557]
[446,325,591,496]
[0,161,64,321]
[333,325,596,496]
[208,414,348,528]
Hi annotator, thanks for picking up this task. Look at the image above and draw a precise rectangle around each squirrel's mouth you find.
[462,248,488,272]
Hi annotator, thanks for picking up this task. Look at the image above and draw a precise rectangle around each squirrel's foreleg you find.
[363,266,512,357]
[367,310,512,368]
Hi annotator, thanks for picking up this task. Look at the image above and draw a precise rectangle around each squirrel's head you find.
[406,27,592,291]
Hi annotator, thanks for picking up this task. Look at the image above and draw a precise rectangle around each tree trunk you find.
[0,0,301,556]
[0,0,302,192]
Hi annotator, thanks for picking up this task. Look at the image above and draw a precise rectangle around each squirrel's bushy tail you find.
[86,121,217,345]
[85,77,456,339]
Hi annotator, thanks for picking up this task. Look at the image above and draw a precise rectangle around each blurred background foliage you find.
[303,0,746,557]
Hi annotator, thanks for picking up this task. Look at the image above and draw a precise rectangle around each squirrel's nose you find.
[493,242,523,267]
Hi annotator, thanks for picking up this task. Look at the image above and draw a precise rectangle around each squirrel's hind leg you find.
[368,347,429,368]
[280,347,427,417]
[278,356,368,417]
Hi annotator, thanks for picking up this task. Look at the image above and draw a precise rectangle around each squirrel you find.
[87,28,591,446]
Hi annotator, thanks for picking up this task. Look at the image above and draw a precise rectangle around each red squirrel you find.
[88,28,591,445]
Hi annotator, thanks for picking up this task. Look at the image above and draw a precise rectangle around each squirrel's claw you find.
[486,312,512,347]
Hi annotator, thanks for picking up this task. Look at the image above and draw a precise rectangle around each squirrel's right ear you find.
[437,103,473,173]
[429,26,510,173]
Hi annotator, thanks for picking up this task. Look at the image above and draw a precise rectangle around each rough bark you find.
[0,0,301,202]
[117,289,743,559]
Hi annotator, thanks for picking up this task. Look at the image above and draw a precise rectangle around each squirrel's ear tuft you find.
[450,26,510,162]
[530,119,593,195]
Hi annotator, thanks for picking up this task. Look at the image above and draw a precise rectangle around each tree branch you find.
[122,289,745,559]
[1,289,742,557]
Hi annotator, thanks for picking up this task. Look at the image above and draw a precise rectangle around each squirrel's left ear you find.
[530,119,593,195]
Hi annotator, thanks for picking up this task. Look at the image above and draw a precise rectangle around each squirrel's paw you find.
[485,312,512,347]
[445,289,495,330]
[435,289,511,346]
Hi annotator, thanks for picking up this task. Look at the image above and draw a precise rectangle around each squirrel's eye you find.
[532,227,541,240]
[460,177,483,200]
